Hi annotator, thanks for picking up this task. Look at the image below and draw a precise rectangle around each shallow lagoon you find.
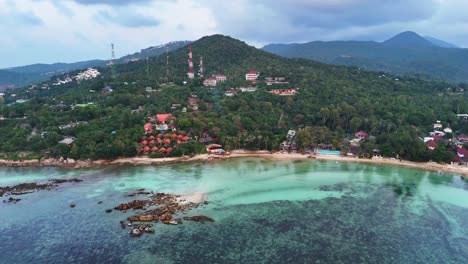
[0,158,467,263]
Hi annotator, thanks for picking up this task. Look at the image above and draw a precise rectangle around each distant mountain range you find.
[0,41,192,89]
[262,31,468,82]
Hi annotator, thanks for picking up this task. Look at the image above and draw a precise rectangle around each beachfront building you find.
[155,114,173,131]
[246,71,259,81]
[355,131,368,140]
[426,140,437,150]
[455,147,468,164]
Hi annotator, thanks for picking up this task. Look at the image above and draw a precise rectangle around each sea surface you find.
[0,158,467,264]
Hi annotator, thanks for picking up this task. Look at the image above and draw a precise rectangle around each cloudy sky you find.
[1,0,467,68]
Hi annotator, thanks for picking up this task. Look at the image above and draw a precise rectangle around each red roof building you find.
[141,140,148,145]
[246,71,259,81]
[164,139,171,144]
[156,114,172,123]
[182,136,190,141]
[151,146,158,152]
[459,134,468,142]
[355,131,368,140]
[144,122,153,133]
[143,146,150,152]
[426,140,437,150]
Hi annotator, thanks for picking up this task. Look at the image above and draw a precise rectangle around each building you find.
[458,134,468,142]
[213,74,227,82]
[246,71,259,81]
[355,131,368,140]
[426,140,437,150]
[433,121,443,130]
[456,114,468,120]
[224,90,236,97]
[203,78,217,87]
[444,127,453,134]
[269,89,297,96]
[287,130,296,140]
[455,147,468,164]
[239,86,257,92]
[429,131,445,137]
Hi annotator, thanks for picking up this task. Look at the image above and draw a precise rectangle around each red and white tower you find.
[187,46,195,80]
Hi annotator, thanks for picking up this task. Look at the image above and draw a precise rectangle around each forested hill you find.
[0,34,467,162]
[262,31,468,83]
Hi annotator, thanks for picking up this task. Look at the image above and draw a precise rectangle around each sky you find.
[1,0,468,68]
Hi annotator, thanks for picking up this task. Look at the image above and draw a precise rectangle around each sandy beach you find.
[1,151,467,176]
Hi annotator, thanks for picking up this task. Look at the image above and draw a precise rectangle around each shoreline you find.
[0,151,467,176]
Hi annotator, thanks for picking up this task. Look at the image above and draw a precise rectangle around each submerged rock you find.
[183,215,215,223]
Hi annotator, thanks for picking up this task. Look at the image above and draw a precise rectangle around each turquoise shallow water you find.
[0,158,467,263]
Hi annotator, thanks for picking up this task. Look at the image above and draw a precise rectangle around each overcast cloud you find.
[0,0,467,68]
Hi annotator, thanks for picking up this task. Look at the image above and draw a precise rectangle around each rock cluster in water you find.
[111,190,214,237]
[1,178,83,203]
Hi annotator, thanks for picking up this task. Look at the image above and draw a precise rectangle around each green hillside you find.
[0,34,466,162]
[262,32,468,82]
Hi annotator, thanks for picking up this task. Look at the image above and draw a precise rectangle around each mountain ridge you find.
[262,31,468,82]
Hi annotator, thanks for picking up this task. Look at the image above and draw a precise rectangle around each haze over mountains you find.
[0,41,191,89]
[262,31,468,83]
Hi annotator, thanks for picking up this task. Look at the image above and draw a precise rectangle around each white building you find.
[239,86,258,92]
[246,71,259,81]
[433,121,443,130]
[203,78,217,87]
[213,74,227,82]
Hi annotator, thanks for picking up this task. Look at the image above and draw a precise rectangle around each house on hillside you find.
[433,121,442,130]
[269,89,297,96]
[213,74,227,82]
[355,131,368,140]
[224,90,236,97]
[203,78,217,87]
[239,86,257,92]
[287,130,296,140]
[58,136,75,145]
[246,71,259,81]
[102,86,113,93]
[456,114,468,120]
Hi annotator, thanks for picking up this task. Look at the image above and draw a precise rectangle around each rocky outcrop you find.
[0,178,84,202]
[113,192,214,237]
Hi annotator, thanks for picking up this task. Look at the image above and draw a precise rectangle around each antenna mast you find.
[187,46,194,80]
[110,43,117,81]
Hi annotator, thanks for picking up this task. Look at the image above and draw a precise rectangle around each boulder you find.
[130,228,142,237]
[183,215,215,223]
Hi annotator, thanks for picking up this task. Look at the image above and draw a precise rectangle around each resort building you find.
[355,131,369,140]
[246,71,260,81]
[433,121,443,130]
[426,140,437,150]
